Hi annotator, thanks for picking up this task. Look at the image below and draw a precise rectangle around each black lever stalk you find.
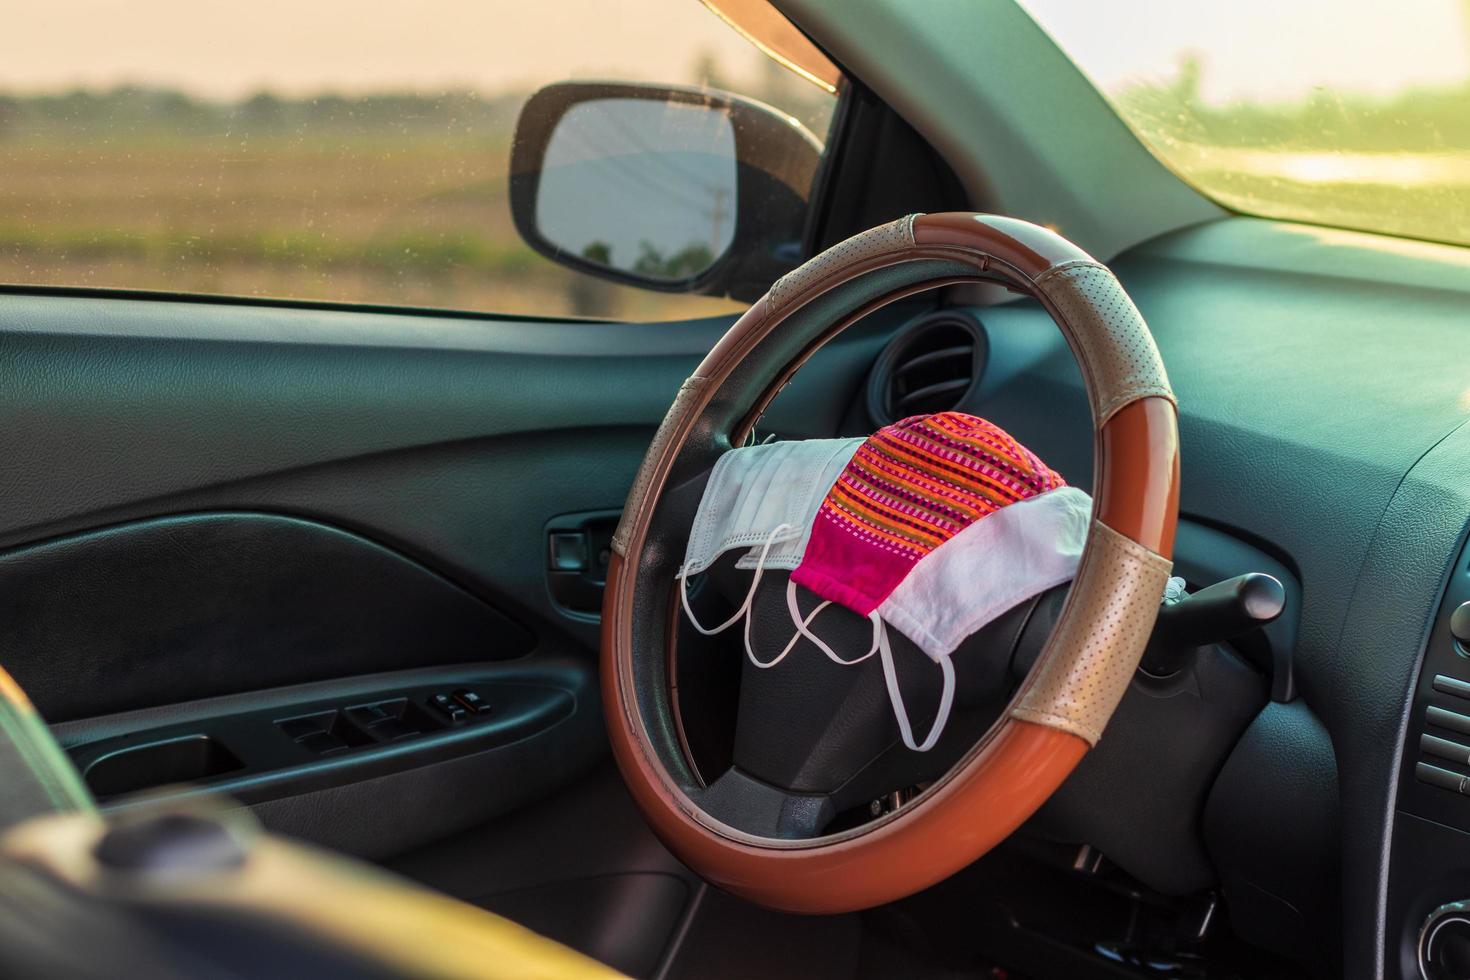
[1142,573,1286,677]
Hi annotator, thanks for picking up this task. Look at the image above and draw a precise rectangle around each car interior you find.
[1,1,1469,978]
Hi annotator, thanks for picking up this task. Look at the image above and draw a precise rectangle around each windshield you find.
[1018,0,1470,248]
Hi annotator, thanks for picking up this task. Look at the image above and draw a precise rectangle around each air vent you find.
[866,310,987,426]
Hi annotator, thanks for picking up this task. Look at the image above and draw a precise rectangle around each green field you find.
[1112,60,1470,248]
[0,89,746,319]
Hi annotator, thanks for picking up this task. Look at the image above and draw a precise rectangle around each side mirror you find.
[510,82,823,303]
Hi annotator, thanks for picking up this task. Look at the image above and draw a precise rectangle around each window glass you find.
[0,0,838,318]
[1019,0,1470,248]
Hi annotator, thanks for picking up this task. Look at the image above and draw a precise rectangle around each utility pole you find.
[709,186,729,251]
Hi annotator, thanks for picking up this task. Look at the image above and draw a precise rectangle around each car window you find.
[1019,0,1470,249]
[0,0,839,319]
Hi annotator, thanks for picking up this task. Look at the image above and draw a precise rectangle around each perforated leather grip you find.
[1032,261,1174,427]
[1011,520,1174,743]
[766,214,917,314]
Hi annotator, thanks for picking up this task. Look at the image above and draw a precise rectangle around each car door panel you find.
[0,511,532,722]
[0,293,896,635]
[0,290,904,857]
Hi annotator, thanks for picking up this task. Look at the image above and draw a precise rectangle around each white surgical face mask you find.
[680,437,862,579]
[677,437,870,670]
[877,486,1092,659]
[868,486,1092,751]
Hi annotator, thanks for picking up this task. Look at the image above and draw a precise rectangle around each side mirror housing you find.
[510,81,823,302]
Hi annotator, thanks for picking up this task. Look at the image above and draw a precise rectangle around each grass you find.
[1112,62,1470,249]
[0,121,743,319]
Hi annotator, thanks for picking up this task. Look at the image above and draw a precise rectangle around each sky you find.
[1019,0,1470,104]
[0,0,764,97]
[4,0,1469,106]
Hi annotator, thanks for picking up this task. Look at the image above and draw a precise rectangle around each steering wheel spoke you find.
[693,767,835,841]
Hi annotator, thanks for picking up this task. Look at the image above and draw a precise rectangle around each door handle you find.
[544,510,620,618]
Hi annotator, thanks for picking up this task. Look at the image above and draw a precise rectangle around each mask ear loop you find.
[679,523,828,669]
[785,580,880,666]
[747,592,828,669]
[681,524,949,747]
[678,522,795,636]
[876,622,955,753]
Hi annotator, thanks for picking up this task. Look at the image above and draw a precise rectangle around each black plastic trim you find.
[864,308,987,427]
[69,671,574,806]
[54,655,604,858]
[0,281,616,324]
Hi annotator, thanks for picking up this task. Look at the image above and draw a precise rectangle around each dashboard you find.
[889,214,1470,979]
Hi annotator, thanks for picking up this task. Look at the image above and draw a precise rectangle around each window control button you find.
[1427,706,1470,736]
[429,693,466,723]
[278,717,322,740]
[1417,762,1469,794]
[348,704,391,727]
[1422,733,1470,766]
[1434,675,1470,700]
[370,718,417,741]
[298,731,349,755]
[453,689,487,714]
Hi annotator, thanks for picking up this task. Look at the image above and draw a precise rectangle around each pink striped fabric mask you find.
[788,412,1089,749]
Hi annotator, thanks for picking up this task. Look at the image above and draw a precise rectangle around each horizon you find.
[0,0,767,99]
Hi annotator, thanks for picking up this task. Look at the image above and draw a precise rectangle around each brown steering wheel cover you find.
[602,213,1179,913]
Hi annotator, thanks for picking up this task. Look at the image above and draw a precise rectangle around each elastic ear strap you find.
[785,580,878,666]
[751,597,830,670]
[679,523,799,668]
[876,624,955,753]
[678,524,859,671]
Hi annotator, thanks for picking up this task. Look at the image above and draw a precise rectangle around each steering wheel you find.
[602,212,1179,914]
